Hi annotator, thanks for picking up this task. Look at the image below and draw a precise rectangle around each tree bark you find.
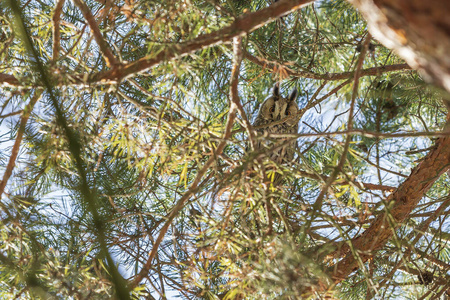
[347,0,450,93]
[327,135,450,284]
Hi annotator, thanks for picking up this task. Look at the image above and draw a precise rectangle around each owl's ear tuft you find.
[272,82,280,98]
[289,88,298,101]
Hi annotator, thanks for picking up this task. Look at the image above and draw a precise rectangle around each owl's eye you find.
[269,106,275,113]
[286,110,291,116]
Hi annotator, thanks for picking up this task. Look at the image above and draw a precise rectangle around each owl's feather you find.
[251,83,299,185]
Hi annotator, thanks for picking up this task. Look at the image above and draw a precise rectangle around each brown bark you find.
[90,0,315,83]
[0,73,19,86]
[73,0,118,67]
[244,50,411,80]
[129,37,244,289]
[347,0,450,92]
[52,0,65,62]
[328,135,450,284]
[326,0,450,286]
[0,91,42,198]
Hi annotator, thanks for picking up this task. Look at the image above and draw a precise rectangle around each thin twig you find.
[130,36,244,289]
[244,49,411,80]
[317,34,371,209]
[52,0,65,62]
[0,73,19,86]
[7,1,129,298]
[72,0,118,67]
[251,129,450,140]
[0,110,23,118]
[297,79,353,118]
[230,43,256,150]
[300,35,372,251]
[0,90,42,198]
[327,117,450,287]
[90,0,315,82]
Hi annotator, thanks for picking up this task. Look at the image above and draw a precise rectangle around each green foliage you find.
[0,0,449,299]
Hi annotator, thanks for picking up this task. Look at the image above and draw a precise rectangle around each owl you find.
[252,83,299,167]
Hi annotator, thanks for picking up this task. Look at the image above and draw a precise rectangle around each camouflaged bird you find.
[252,83,299,168]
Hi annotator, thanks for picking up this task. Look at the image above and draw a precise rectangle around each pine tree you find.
[0,0,449,299]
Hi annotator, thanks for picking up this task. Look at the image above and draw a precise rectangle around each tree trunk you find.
[328,135,450,284]
[348,0,450,93]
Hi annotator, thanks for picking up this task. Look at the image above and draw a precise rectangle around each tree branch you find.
[0,90,42,198]
[129,36,244,289]
[244,49,411,80]
[328,134,450,284]
[347,0,450,92]
[0,73,20,86]
[305,34,372,237]
[52,0,65,62]
[90,0,315,83]
[297,170,395,191]
[72,0,118,67]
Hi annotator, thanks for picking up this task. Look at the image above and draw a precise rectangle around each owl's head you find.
[258,83,299,126]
